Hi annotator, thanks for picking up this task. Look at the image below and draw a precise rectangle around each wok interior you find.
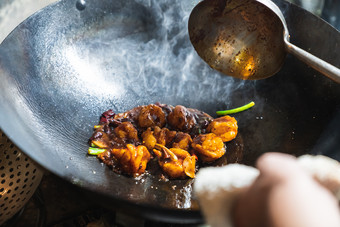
[0,0,340,220]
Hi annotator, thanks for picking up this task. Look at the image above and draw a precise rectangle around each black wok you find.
[0,0,340,223]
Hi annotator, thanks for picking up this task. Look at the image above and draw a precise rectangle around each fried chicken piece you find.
[141,126,177,150]
[191,133,226,163]
[141,127,157,150]
[138,104,166,128]
[111,144,150,176]
[167,105,196,132]
[114,121,140,143]
[207,115,238,142]
[114,106,143,124]
[153,144,196,179]
[172,132,192,151]
[153,126,177,146]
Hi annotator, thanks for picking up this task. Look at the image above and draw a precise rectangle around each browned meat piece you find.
[138,104,166,128]
[153,126,177,147]
[141,126,177,150]
[114,122,139,142]
[172,132,192,151]
[167,105,196,132]
[141,127,157,150]
[114,106,143,123]
[153,144,196,179]
[207,115,238,142]
[191,133,226,163]
[154,102,174,115]
[111,144,150,176]
[187,108,213,135]
[90,131,110,148]
[97,150,120,170]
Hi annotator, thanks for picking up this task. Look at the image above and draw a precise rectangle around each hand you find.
[233,152,340,227]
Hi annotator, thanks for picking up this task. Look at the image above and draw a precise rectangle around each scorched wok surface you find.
[0,0,340,222]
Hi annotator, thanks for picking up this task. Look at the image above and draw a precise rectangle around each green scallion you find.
[216,101,255,115]
[88,147,107,155]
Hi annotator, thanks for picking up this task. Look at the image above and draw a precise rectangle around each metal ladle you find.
[188,0,340,82]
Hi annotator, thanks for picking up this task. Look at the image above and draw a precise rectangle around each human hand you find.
[233,152,340,227]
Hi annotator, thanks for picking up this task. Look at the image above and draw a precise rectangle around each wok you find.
[0,0,340,223]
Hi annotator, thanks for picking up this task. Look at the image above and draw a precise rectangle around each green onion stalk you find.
[88,147,107,155]
[216,101,255,116]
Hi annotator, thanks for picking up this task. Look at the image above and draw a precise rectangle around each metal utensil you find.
[188,0,340,82]
[0,130,43,225]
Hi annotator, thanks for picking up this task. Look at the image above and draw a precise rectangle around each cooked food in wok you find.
[88,103,238,179]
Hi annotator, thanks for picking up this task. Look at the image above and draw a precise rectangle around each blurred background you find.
[287,0,340,29]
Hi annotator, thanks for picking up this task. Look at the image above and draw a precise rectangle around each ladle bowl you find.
[188,0,340,82]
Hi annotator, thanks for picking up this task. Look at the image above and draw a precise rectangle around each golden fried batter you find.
[191,133,226,163]
[207,115,238,142]
[111,144,150,176]
[141,126,177,150]
[172,132,192,151]
[153,144,196,179]
[141,128,157,150]
[153,126,177,147]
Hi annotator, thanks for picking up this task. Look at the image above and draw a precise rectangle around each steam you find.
[34,0,253,118]
[119,0,247,107]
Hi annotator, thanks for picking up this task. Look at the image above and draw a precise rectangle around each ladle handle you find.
[284,39,340,83]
